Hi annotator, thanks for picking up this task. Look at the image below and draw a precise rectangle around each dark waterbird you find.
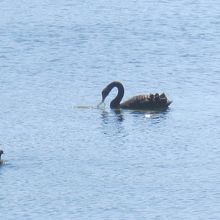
[100,81,172,110]
[0,150,3,164]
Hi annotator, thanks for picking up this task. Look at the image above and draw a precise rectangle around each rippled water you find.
[0,1,220,219]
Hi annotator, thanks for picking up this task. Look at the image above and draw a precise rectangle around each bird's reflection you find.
[99,107,171,146]
[112,109,124,122]
[100,109,127,139]
[101,109,124,124]
[101,107,170,124]
[129,107,170,121]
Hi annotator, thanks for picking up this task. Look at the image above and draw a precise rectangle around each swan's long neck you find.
[109,81,124,108]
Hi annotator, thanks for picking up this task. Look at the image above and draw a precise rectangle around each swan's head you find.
[101,86,111,102]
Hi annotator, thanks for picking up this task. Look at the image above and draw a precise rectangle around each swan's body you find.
[101,81,172,110]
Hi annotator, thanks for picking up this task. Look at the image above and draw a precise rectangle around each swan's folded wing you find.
[120,94,172,110]
[120,95,150,109]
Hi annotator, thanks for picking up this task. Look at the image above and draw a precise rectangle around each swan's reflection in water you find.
[112,109,124,122]
[100,109,126,140]
[129,108,171,124]
[150,109,170,123]
[100,107,171,137]
[101,109,124,124]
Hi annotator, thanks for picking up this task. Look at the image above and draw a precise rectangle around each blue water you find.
[0,1,220,219]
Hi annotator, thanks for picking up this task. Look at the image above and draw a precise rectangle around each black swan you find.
[101,81,172,110]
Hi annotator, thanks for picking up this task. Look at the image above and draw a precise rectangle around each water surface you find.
[0,0,220,219]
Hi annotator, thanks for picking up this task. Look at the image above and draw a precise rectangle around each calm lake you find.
[0,0,220,219]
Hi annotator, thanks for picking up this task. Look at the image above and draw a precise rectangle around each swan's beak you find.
[97,101,103,107]
[97,100,105,108]
[97,100,106,109]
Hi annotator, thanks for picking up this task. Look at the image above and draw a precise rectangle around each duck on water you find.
[0,150,4,165]
[100,81,172,110]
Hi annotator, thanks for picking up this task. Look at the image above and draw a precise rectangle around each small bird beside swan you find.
[0,150,4,165]
[100,81,172,110]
